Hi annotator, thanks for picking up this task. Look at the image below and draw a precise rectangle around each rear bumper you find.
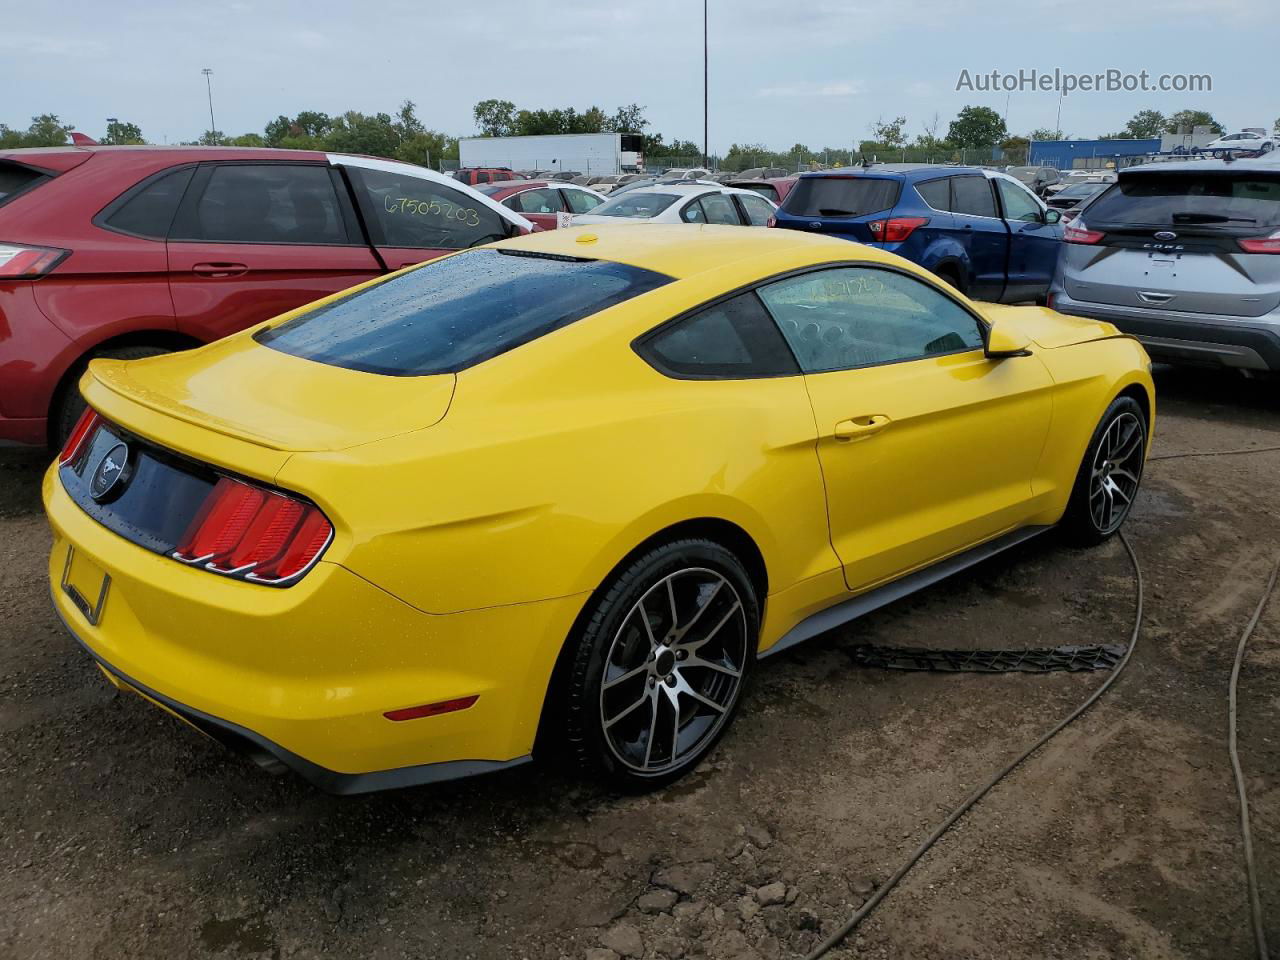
[44,463,586,792]
[1050,291,1280,371]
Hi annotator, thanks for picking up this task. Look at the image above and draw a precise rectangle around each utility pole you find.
[105,117,117,144]
[703,0,709,169]
[202,68,216,137]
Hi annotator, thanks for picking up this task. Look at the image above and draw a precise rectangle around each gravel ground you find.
[1,365,1277,960]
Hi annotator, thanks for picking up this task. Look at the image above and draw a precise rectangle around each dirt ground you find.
[2,365,1277,960]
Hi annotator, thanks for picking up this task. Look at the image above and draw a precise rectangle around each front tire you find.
[564,539,758,791]
[1060,396,1147,545]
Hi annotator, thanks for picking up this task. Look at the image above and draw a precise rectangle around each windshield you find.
[1085,174,1280,229]
[781,176,900,218]
[588,192,679,219]
[256,249,673,375]
[1058,183,1109,199]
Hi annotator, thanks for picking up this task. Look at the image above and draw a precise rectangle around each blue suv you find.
[772,164,1064,302]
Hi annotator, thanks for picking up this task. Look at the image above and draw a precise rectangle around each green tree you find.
[0,125,23,149]
[325,111,401,158]
[1028,127,1066,142]
[947,106,1007,148]
[870,115,907,148]
[1001,135,1030,157]
[198,129,229,146]
[1165,109,1223,135]
[605,103,649,134]
[229,133,265,147]
[25,114,74,147]
[102,120,144,145]
[1119,109,1166,139]
[473,99,517,137]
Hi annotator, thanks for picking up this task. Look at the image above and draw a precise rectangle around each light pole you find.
[105,117,117,144]
[202,68,216,137]
[703,0,709,169]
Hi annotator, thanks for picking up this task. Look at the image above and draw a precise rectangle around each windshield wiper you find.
[817,208,855,216]
[1171,212,1257,224]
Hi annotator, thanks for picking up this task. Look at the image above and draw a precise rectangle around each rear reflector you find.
[868,216,928,243]
[59,407,101,465]
[0,242,69,278]
[174,477,332,584]
[1238,230,1280,254]
[384,696,479,722]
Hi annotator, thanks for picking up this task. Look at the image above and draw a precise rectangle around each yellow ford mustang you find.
[44,225,1153,794]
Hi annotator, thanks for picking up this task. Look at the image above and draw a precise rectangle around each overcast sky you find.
[1,0,1271,151]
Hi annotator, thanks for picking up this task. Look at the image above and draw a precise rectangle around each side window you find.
[512,188,564,214]
[995,178,1043,222]
[353,168,508,249]
[756,267,985,373]
[681,199,706,223]
[701,192,742,225]
[950,176,997,218]
[638,292,799,379]
[564,189,603,214]
[173,164,349,244]
[101,167,195,238]
[738,193,775,226]
[915,178,950,211]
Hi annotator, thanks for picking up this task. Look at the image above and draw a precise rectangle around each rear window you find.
[0,161,51,208]
[590,192,680,219]
[256,249,673,376]
[781,176,900,218]
[1085,174,1280,229]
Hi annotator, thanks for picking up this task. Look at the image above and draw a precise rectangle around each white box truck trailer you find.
[458,133,644,176]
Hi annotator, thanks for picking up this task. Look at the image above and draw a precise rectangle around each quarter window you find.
[101,166,194,238]
[757,267,985,373]
[173,164,349,244]
[638,293,799,379]
[353,167,509,249]
[915,178,950,211]
[949,176,997,218]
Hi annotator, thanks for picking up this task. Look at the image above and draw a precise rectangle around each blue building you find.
[1029,138,1162,169]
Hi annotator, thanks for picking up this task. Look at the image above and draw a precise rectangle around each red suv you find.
[0,146,533,446]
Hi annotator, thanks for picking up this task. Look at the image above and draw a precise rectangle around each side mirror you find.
[985,319,1032,359]
[1044,208,1062,224]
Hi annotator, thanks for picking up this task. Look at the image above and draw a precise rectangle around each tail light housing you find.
[766,216,777,228]
[1064,219,1105,245]
[0,242,70,278]
[174,477,333,585]
[59,407,102,465]
[1238,230,1280,254]
[868,216,929,243]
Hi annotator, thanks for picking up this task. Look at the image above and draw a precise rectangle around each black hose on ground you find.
[803,531,1144,960]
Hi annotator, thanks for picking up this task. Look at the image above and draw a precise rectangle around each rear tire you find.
[934,266,967,296]
[49,344,175,449]
[1060,396,1147,546]
[563,539,758,791]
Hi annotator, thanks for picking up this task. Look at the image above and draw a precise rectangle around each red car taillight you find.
[1064,219,1105,245]
[59,407,102,465]
[1238,230,1280,254]
[868,216,929,243]
[766,216,778,228]
[0,242,70,278]
[174,477,333,585]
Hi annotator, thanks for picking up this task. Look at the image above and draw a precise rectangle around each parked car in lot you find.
[1044,180,1111,211]
[726,176,798,205]
[477,179,606,229]
[45,224,1154,792]
[771,165,1063,302]
[1051,156,1280,373]
[1204,130,1275,157]
[569,182,777,227]
[1007,165,1062,197]
[452,167,523,186]
[0,146,533,447]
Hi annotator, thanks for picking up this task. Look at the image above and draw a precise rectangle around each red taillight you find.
[59,408,101,465]
[766,216,777,228]
[1064,219,1105,245]
[0,243,69,278]
[174,477,332,585]
[1238,230,1280,254]
[868,216,928,243]
[1045,292,1056,310]
[384,696,479,722]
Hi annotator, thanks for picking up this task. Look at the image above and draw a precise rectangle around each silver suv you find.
[1050,156,1280,372]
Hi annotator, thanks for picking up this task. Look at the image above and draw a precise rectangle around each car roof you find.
[0,144,335,166]
[797,164,986,181]
[1119,155,1280,176]
[486,223,891,281]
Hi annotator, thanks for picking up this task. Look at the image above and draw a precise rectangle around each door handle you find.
[833,415,891,442]
[192,262,248,278]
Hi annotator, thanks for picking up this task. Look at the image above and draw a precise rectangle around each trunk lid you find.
[86,334,456,452]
